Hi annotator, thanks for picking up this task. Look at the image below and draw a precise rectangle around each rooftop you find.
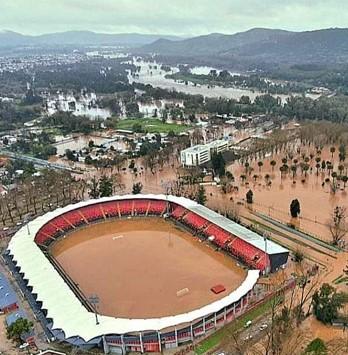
[0,272,18,309]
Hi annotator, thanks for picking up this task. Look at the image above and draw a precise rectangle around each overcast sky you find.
[1,0,347,36]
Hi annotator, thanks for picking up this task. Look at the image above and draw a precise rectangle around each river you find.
[129,59,320,103]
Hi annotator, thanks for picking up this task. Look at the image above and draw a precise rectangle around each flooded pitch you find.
[51,218,246,319]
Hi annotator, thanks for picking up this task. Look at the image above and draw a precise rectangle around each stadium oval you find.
[6,194,288,352]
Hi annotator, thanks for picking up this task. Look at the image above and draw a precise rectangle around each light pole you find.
[263,232,269,275]
[89,294,100,325]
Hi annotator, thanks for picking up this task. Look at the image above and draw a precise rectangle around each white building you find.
[180,140,230,167]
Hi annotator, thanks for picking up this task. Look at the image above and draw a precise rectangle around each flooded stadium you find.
[51,218,247,319]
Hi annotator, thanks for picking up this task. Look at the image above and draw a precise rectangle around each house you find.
[0,272,18,314]
[6,309,35,345]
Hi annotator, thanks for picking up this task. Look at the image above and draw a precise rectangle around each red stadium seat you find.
[79,205,104,222]
[183,212,209,230]
[229,237,261,267]
[102,202,119,218]
[118,200,133,216]
[133,200,150,215]
[64,210,85,227]
[170,204,187,219]
[204,224,232,248]
[148,200,167,215]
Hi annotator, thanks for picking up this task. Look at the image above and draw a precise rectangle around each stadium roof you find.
[6,194,287,342]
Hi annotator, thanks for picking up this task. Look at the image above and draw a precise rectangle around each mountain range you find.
[139,28,348,65]
[0,30,181,48]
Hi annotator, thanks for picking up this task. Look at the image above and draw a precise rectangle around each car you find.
[244,320,252,328]
[259,323,268,331]
[244,335,253,341]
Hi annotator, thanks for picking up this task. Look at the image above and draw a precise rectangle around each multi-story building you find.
[180,139,229,167]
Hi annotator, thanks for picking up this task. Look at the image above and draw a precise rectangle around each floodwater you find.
[54,134,126,155]
[226,144,348,241]
[51,218,246,319]
[129,60,320,103]
[47,101,111,120]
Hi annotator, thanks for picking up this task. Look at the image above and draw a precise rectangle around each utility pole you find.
[89,294,100,325]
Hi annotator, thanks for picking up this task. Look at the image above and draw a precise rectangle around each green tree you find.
[270,160,277,171]
[7,318,33,343]
[98,176,113,197]
[290,199,301,218]
[88,177,100,199]
[132,182,143,195]
[328,206,347,246]
[330,146,336,159]
[304,338,328,355]
[196,185,207,206]
[211,152,226,177]
[246,189,253,204]
[257,161,263,172]
[312,283,344,324]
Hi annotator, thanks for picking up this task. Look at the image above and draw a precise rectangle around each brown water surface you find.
[51,218,246,318]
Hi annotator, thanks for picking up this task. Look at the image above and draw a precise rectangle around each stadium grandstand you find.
[4,194,288,352]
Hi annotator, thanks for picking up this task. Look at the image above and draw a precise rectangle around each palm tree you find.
[330,146,336,159]
[264,174,271,185]
[270,160,277,171]
[291,165,297,179]
[240,174,247,183]
[253,174,258,183]
[338,164,344,177]
[258,161,263,172]
[342,175,348,189]
[244,162,250,174]
[315,163,321,176]
[331,171,338,182]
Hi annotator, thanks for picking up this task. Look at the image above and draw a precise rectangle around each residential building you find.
[180,139,230,167]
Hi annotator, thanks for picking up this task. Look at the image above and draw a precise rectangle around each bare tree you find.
[328,206,347,246]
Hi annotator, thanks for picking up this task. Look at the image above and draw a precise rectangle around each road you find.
[0,150,84,174]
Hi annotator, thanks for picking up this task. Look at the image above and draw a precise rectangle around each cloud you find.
[0,0,347,35]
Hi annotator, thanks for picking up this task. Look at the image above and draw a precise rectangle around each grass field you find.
[194,296,281,354]
[116,118,192,134]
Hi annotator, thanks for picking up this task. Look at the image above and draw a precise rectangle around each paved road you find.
[0,150,83,174]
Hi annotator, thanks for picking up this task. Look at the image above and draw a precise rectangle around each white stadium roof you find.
[6,194,287,341]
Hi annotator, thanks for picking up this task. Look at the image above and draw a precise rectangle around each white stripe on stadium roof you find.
[6,194,285,341]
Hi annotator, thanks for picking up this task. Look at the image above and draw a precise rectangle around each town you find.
[0,3,348,355]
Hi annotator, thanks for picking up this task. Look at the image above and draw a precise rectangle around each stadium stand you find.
[118,200,133,216]
[79,205,104,222]
[170,204,187,219]
[34,197,272,271]
[204,224,231,248]
[133,200,150,215]
[147,200,167,215]
[102,201,119,218]
[182,212,209,230]
[64,210,85,227]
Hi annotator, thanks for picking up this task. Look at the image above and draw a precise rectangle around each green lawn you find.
[194,296,280,354]
[116,118,191,134]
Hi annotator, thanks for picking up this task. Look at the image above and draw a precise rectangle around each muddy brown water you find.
[51,218,246,319]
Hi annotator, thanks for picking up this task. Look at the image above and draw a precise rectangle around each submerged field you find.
[116,118,192,134]
[51,217,246,319]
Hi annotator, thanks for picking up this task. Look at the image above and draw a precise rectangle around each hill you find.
[139,28,348,64]
[0,30,181,48]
